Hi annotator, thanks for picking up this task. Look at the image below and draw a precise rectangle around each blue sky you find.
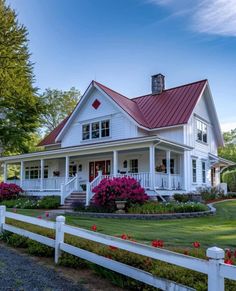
[7,0,236,131]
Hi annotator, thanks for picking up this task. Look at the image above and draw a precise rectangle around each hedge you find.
[222,170,236,192]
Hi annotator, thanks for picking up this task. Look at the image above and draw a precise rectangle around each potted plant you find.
[115,199,127,214]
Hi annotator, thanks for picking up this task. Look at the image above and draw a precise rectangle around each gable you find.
[60,87,140,148]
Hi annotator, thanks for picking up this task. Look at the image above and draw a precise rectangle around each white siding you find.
[154,127,184,144]
[185,91,219,191]
[61,88,139,148]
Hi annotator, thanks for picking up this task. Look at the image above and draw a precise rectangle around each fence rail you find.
[0,205,234,291]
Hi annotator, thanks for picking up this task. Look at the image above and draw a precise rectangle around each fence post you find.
[0,205,6,233]
[207,246,225,291]
[55,215,65,264]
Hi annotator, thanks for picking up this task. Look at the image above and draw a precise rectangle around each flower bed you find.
[127,201,208,214]
[0,196,60,209]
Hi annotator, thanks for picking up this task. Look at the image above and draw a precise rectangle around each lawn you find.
[11,200,236,249]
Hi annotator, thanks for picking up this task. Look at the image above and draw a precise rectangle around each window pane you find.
[101,120,110,137]
[192,160,197,183]
[202,162,206,183]
[92,122,100,139]
[130,159,138,173]
[82,124,90,140]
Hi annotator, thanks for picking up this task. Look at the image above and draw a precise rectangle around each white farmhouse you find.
[0,74,233,205]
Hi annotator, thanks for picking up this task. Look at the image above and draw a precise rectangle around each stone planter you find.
[115,200,126,214]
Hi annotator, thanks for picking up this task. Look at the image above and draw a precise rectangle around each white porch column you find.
[166,150,171,190]
[40,159,44,191]
[149,144,155,190]
[183,151,190,191]
[65,156,70,183]
[113,150,118,177]
[3,163,7,182]
[20,161,24,188]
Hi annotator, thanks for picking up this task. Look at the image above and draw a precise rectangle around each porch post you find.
[40,159,44,191]
[113,150,118,177]
[166,150,171,189]
[3,163,7,182]
[149,144,155,190]
[20,161,24,188]
[65,156,70,183]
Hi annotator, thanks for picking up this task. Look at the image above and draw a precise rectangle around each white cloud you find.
[193,0,236,37]
[148,0,236,37]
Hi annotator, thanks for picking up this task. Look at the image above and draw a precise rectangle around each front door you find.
[89,160,111,182]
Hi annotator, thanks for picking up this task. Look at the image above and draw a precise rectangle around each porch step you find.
[60,191,87,209]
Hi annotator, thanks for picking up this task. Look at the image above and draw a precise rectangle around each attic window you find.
[196,120,207,143]
[92,99,101,110]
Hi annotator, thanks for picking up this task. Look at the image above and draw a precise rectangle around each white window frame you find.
[81,119,111,141]
[192,159,197,184]
[129,159,138,173]
[202,161,206,184]
[196,119,208,144]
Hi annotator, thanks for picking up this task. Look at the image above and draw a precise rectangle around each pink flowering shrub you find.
[0,182,23,201]
[93,177,148,209]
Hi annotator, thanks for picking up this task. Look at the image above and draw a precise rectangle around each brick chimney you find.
[152,74,165,94]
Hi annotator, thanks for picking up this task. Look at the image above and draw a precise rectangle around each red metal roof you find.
[38,115,70,147]
[38,79,207,146]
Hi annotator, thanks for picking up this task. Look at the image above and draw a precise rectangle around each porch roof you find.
[0,135,193,163]
[209,153,236,167]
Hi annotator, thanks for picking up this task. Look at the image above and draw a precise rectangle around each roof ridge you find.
[93,80,135,103]
[132,79,208,100]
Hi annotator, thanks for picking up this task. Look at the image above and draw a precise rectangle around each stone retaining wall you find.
[66,204,216,220]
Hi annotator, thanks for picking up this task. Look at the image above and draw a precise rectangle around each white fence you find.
[0,205,235,291]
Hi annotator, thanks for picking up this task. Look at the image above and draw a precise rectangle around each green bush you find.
[27,240,54,257]
[173,193,191,203]
[0,195,60,209]
[222,170,236,192]
[127,201,208,214]
[197,187,225,201]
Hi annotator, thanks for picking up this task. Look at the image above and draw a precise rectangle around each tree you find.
[0,0,43,154]
[40,87,80,134]
[218,128,236,163]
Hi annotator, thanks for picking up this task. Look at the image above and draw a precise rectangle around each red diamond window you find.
[92,99,101,109]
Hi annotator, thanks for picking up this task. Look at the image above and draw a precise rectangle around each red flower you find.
[37,216,42,219]
[152,240,164,248]
[109,245,118,250]
[121,234,128,240]
[45,212,49,218]
[193,241,200,248]
[226,249,232,259]
[224,259,233,265]
[91,224,97,231]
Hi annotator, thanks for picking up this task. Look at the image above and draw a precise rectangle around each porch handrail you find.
[61,174,79,205]
[86,172,103,206]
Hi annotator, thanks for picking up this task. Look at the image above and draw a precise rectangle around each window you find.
[202,161,206,184]
[92,122,100,139]
[82,119,110,140]
[69,164,77,177]
[192,159,197,183]
[101,120,110,137]
[162,159,175,174]
[130,159,138,173]
[25,166,48,179]
[197,120,207,143]
[82,124,90,140]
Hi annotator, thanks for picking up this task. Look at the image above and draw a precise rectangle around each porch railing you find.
[155,173,183,190]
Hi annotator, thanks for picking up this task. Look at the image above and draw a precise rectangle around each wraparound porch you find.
[1,136,192,204]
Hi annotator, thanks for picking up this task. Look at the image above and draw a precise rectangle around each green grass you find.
[10,200,236,249]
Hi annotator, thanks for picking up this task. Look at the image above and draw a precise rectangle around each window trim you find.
[81,119,111,141]
[202,160,206,184]
[196,119,208,144]
[192,159,197,184]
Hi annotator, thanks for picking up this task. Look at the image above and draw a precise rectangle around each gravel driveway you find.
[0,245,87,291]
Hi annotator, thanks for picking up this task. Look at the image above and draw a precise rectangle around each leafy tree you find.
[0,0,43,154]
[219,128,236,163]
[40,87,80,134]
